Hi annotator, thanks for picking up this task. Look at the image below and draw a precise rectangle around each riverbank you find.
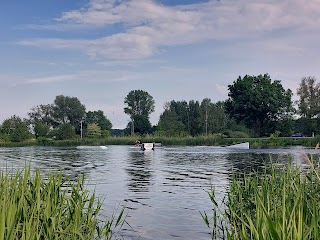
[0,135,319,148]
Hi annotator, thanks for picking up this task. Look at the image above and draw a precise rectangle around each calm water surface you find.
[0,145,317,240]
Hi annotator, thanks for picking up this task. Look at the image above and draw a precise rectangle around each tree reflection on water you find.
[126,150,154,192]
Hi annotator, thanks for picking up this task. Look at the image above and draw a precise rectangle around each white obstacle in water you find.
[225,142,249,149]
[141,143,154,151]
[76,146,108,150]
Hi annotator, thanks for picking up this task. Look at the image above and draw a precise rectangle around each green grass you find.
[202,156,320,239]
[0,167,124,240]
[2,134,320,148]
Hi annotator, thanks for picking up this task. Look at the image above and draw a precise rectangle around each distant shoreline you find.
[0,135,319,148]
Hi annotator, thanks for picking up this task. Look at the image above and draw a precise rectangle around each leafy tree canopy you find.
[188,100,202,136]
[158,99,239,136]
[124,90,155,118]
[157,108,186,136]
[52,95,86,132]
[86,123,102,139]
[124,90,155,135]
[50,123,76,140]
[86,110,112,130]
[296,76,320,119]
[132,115,152,135]
[53,95,86,124]
[1,115,32,142]
[28,104,55,127]
[200,99,229,134]
[225,74,293,136]
[34,122,50,138]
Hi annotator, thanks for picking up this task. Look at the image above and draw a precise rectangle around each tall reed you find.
[202,157,320,239]
[0,167,124,240]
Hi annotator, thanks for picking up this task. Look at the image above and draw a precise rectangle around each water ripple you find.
[0,145,318,240]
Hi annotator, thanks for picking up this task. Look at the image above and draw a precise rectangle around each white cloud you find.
[23,70,143,85]
[26,74,76,84]
[56,0,187,26]
[96,58,164,67]
[18,0,320,60]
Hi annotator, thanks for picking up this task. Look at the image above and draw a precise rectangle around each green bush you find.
[37,137,54,145]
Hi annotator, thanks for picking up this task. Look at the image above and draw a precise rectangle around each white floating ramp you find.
[76,146,108,150]
[225,142,249,149]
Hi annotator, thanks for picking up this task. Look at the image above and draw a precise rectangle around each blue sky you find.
[1,0,320,128]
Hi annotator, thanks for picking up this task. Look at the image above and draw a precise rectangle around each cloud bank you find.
[18,0,320,60]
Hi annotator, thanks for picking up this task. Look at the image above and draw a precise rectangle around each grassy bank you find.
[202,156,320,239]
[1,135,320,148]
[0,167,124,239]
[1,135,225,147]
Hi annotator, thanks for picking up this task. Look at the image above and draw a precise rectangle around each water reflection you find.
[126,150,154,192]
[225,152,272,175]
[162,147,232,204]
[0,146,108,181]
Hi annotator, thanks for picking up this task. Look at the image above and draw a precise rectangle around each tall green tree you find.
[160,99,229,136]
[52,95,86,134]
[28,104,55,138]
[132,115,152,134]
[1,115,32,142]
[86,123,102,139]
[157,104,186,136]
[225,74,293,136]
[188,100,202,136]
[124,90,155,134]
[28,104,55,127]
[49,123,76,140]
[158,98,249,137]
[86,110,112,130]
[295,77,320,135]
[200,99,229,135]
[296,76,320,119]
[169,100,189,133]
[200,98,211,135]
[33,122,50,138]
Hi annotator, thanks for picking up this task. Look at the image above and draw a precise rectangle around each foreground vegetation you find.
[0,167,124,239]
[202,156,320,239]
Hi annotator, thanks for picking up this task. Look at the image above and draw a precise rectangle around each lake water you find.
[0,145,318,240]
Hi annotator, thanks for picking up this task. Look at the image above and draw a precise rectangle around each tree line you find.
[0,74,319,142]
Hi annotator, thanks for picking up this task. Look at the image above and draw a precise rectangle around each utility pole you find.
[205,107,208,136]
[187,107,190,135]
[80,120,83,139]
[131,118,134,136]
